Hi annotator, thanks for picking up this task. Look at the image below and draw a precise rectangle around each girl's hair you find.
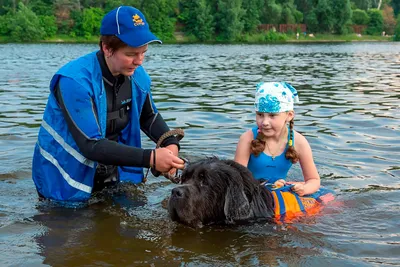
[285,119,299,163]
[250,119,299,164]
[99,35,128,54]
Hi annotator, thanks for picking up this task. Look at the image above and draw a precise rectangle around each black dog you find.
[168,158,334,228]
[168,158,276,228]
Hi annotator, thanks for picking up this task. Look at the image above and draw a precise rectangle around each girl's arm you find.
[291,131,320,196]
[234,130,253,167]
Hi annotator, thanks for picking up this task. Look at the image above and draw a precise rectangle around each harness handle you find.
[144,129,185,183]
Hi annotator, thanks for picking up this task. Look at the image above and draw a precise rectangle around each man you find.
[32,6,184,202]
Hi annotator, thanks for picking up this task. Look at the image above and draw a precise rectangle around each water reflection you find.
[0,43,399,266]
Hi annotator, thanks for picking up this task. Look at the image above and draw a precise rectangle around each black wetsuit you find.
[54,51,179,192]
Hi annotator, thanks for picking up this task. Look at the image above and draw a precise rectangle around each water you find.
[0,43,399,266]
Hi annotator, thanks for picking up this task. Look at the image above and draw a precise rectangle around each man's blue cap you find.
[100,6,162,47]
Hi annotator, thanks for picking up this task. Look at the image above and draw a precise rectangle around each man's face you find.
[103,44,148,76]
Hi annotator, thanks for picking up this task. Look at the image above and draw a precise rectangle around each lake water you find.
[0,43,399,266]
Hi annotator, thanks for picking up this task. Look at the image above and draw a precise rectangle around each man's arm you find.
[56,77,152,167]
[140,93,180,150]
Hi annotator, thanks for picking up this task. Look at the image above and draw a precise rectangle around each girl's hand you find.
[291,183,306,196]
[273,179,286,188]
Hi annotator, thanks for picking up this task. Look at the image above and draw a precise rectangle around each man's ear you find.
[102,43,112,58]
[223,178,252,223]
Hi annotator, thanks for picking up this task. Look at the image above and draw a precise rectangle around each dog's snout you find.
[172,187,185,198]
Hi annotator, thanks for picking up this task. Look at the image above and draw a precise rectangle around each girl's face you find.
[256,111,294,137]
[103,44,148,76]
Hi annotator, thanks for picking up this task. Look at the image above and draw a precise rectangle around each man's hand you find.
[164,144,180,176]
[150,147,184,173]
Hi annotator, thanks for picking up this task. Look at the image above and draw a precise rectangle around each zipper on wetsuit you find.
[111,82,118,133]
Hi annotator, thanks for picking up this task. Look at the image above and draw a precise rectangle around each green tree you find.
[70,9,84,37]
[315,0,334,32]
[141,0,178,41]
[242,0,262,33]
[260,0,282,24]
[280,0,303,24]
[192,0,214,41]
[304,9,319,32]
[394,14,400,40]
[382,3,396,34]
[81,7,104,38]
[392,0,400,16]
[352,0,372,10]
[352,9,370,24]
[179,0,214,41]
[39,15,58,37]
[366,8,383,34]
[0,13,11,35]
[28,0,54,16]
[8,2,45,42]
[215,0,244,41]
[331,0,352,34]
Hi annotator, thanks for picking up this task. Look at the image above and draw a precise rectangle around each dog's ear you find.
[223,181,252,223]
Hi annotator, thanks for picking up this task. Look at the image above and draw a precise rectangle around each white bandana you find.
[254,82,299,113]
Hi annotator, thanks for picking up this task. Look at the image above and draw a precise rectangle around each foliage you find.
[260,0,283,24]
[263,29,288,41]
[39,15,58,38]
[215,0,244,41]
[352,9,370,24]
[351,0,373,10]
[81,7,104,38]
[394,14,400,40]
[8,2,45,42]
[382,4,396,34]
[0,0,398,43]
[242,0,262,33]
[366,8,384,35]
[392,0,400,16]
[179,0,214,41]
[331,0,352,34]
[141,0,178,41]
[315,0,334,32]
[192,0,214,41]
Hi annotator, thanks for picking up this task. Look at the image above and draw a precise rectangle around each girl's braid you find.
[285,119,299,163]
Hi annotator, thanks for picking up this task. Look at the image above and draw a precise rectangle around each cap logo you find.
[132,14,145,26]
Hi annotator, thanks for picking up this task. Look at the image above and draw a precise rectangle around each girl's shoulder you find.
[293,130,311,149]
[239,129,254,142]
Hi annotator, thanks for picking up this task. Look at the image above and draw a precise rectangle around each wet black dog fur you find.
[168,158,275,228]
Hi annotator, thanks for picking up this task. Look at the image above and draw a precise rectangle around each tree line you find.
[0,0,399,42]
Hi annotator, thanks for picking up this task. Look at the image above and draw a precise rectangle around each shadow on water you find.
[0,43,400,266]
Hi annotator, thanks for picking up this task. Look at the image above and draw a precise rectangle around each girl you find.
[234,82,320,196]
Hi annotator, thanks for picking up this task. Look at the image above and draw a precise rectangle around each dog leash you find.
[143,129,186,184]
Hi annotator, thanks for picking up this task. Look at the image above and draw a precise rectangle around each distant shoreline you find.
[0,33,394,44]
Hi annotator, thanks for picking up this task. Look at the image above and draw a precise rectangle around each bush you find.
[366,9,383,35]
[394,15,400,41]
[39,15,57,38]
[352,9,369,25]
[264,30,287,42]
[9,2,45,42]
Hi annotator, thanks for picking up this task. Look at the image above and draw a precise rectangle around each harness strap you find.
[107,106,129,121]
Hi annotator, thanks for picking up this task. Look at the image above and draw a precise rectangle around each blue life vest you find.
[32,51,155,202]
[247,127,293,183]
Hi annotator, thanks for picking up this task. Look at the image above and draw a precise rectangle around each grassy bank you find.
[0,33,393,44]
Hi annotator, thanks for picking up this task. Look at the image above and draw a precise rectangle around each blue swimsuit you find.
[247,127,293,183]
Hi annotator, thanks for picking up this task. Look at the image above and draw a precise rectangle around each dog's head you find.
[168,158,263,228]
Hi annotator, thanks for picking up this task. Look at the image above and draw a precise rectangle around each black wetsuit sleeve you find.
[140,93,180,149]
[55,78,152,168]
